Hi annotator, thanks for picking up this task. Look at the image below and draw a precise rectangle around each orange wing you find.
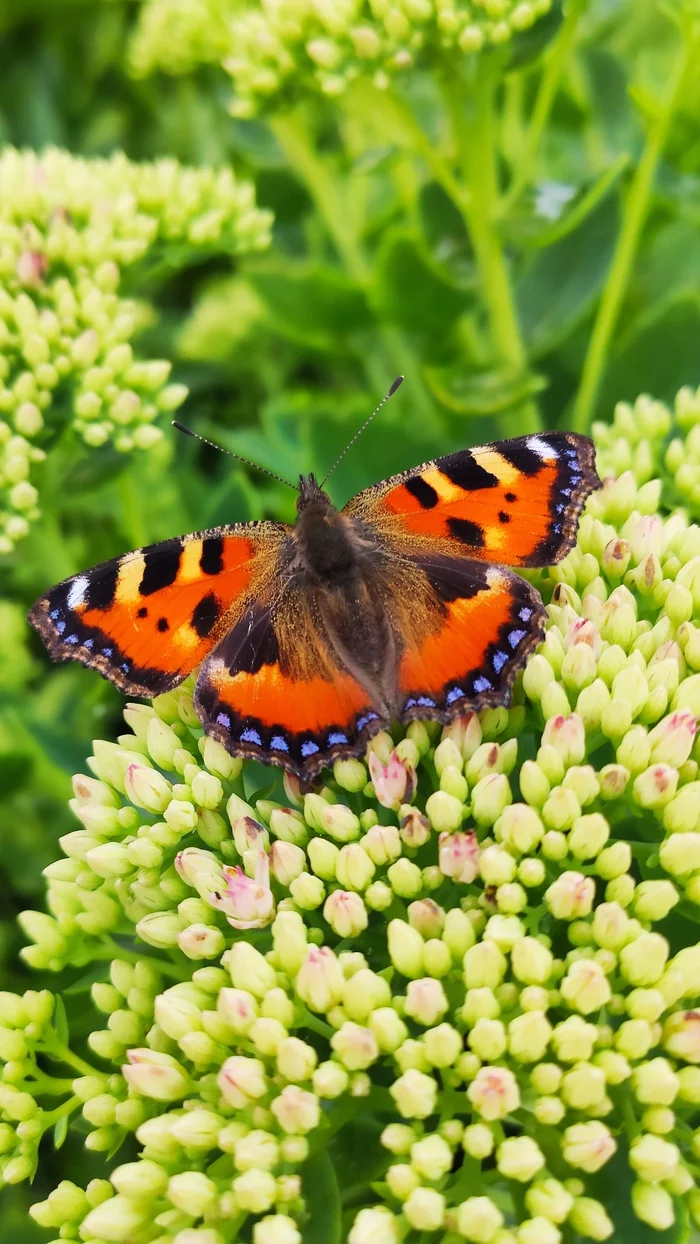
[344,432,600,568]
[195,593,387,781]
[391,554,546,721]
[28,525,287,697]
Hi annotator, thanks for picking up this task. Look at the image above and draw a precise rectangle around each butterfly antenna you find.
[172,421,299,491]
[320,375,404,488]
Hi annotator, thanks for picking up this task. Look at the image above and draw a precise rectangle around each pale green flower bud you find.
[434,737,464,774]
[124,762,171,813]
[233,1168,278,1213]
[569,813,610,860]
[496,1135,545,1182]
[567,1197,613,1240]
[472,773,512,826]
[271,911,308,978]
[336,843,375,891]
[518,858,546,887]
[225,942,277,997]
[319,800,361,843]
[508,1011,552,1063]
[276,1037,317,1084]
[632,1057,679,1106]
[468,1018,506,1061]
[615,1018,655,1059]
[519,760,551,807]
[596,841,631,879]
[561,1062,607,1110]
[592,902,628,950]
[629,1133,680,1182]
[542,786,581,831]
[313,1061,349,1098]
[177,923,226,959]
[295,946,344,1013]
[551,1017,598,1063]
[441,764,469,800]
[269,841,306,886]
[454,1195,503,1242]
[460,1123,494,1160]
[386,1163,419,1200]
[334,758,367,792]
[382,1123,417,1155]
[399,806,431,847]
[631,1182,674,1231]
[479,845,517,886]
[135,911,184,948]
[560,959,611,1014]
[80,1195,150,1240]
[368,1007,408,1053]
[362,824,401,867]
[663,785,700,834]
[253,1214,301,1244]
[323,890,368,938]
[677,1066,700,1102]
[634,879,678,921]
[365,880,393,910]
[330,1021,379,1071]
[389,1068,438,1119]
[348,1207,399,1244]
[545,871,595,919]
[289,872,325,909]
[620,932,669,986]
[517,1219,561,1244]
[168,1171,218,1217]
[405,977,448,1027]
[410,1133,453,1180]
[343,969,391,1023]
[425,789,464,831]
[598,763,630,800]
[270,806,307,845]
[562,1122,616,1172]
[307,837,339,880]
[633,763,679,809]
[530,1063,563,1094]
[660,831,700,877]
[520,986,550,1012]
[463,941,507,990]
[406,899,444,942]
[404,1187,445,1231]
[388,919,424,979]
[462,987,500,1025]
[270,1084,320,1135]
[387,857,423,898]
[525,1178,573,1224]
[467,1065,519,1121]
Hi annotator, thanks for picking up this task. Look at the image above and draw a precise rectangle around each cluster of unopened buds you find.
[0,147,271,554]
[6,397,700,1239]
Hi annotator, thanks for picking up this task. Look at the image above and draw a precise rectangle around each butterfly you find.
[28,418,600,783]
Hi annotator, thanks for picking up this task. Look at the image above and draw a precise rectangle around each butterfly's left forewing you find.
[28,525,287,697]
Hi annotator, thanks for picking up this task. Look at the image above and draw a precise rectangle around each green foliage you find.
[3,0,700,1235]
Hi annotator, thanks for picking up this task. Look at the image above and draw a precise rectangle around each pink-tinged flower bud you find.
[598,763,630,801]
[494,803,544,854]
[319,801,361,843]
[336,843,375,891]
[269,841,305,887]
[633,764,679,810]
[175,847,223,894]
[388,919,425,979]
[323,890,368,938]
[439,830,479,883]
[209,853,275,930]
[545,871,595,920]
[620,932,669,986]
[663,1010,700,1062]
[525,1178,573,1225]
[177,923,226,959]
[217,988,258,1035]
[122,1049,189,1101]
[225,942,277,997]
[453,1194,503,1242]
[404,899,443,942]
[659,832,700,877]
[560,959,611,1014]
[647,709,697,767]
[295,946,344,1013]
[399,806,431,848]
[331,1021,379,1071]
[467,1065,519,1121]
[389,1068,437,1119]
[541,713,586,767]
[562,1121,616,1173]
[218,1055,267,1108]
[442,711,482,760]
[463,940,507,990]
[631,1181,675,1231]
[124,762,171,813]
[348,1206,400,1244]
[496,1136,545,1182]
[629,1133,680,1182]
[405,978,449,1027]
[369,749,416,810]
[362,824,401,866]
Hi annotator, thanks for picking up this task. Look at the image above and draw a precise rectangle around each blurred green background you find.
[2,0,700,1233]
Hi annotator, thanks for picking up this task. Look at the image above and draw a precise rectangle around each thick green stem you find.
[504,0,587,212]
[443,56,540,435]
[572,28,698,432]
[270,112,442,433]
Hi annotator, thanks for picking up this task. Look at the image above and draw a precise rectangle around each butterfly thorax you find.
[295,474,363,581]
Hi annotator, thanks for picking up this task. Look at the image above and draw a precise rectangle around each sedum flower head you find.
[14,388,700,1238]
[0,146,271,553]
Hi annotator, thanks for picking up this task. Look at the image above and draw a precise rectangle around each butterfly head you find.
[295,474,357,579]
[297,473,329,512]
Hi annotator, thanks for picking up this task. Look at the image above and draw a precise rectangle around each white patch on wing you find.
[67,575,89,610]
[527,435,557,461]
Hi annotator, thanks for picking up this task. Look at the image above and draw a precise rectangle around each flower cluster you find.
[594,384,700,518]
[8,396,700,1238]
[129,0,235,78]
[132,0,554,115]
[0,147,271,554]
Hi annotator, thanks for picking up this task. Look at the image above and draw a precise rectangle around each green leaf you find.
[596,293,700,417]
[59,445,132,495]
[372,228,470,356]
[583,48,640,159]
[52,994,69,1047]
[302,1150,341,1244]
[506,0,564,69]
[424,363,546,416]
[517,190,620,357]
[53,1114,69,1150]
[248,262,371,348]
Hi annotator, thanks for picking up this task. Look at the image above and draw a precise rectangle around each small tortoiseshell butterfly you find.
[29,398,600,782]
